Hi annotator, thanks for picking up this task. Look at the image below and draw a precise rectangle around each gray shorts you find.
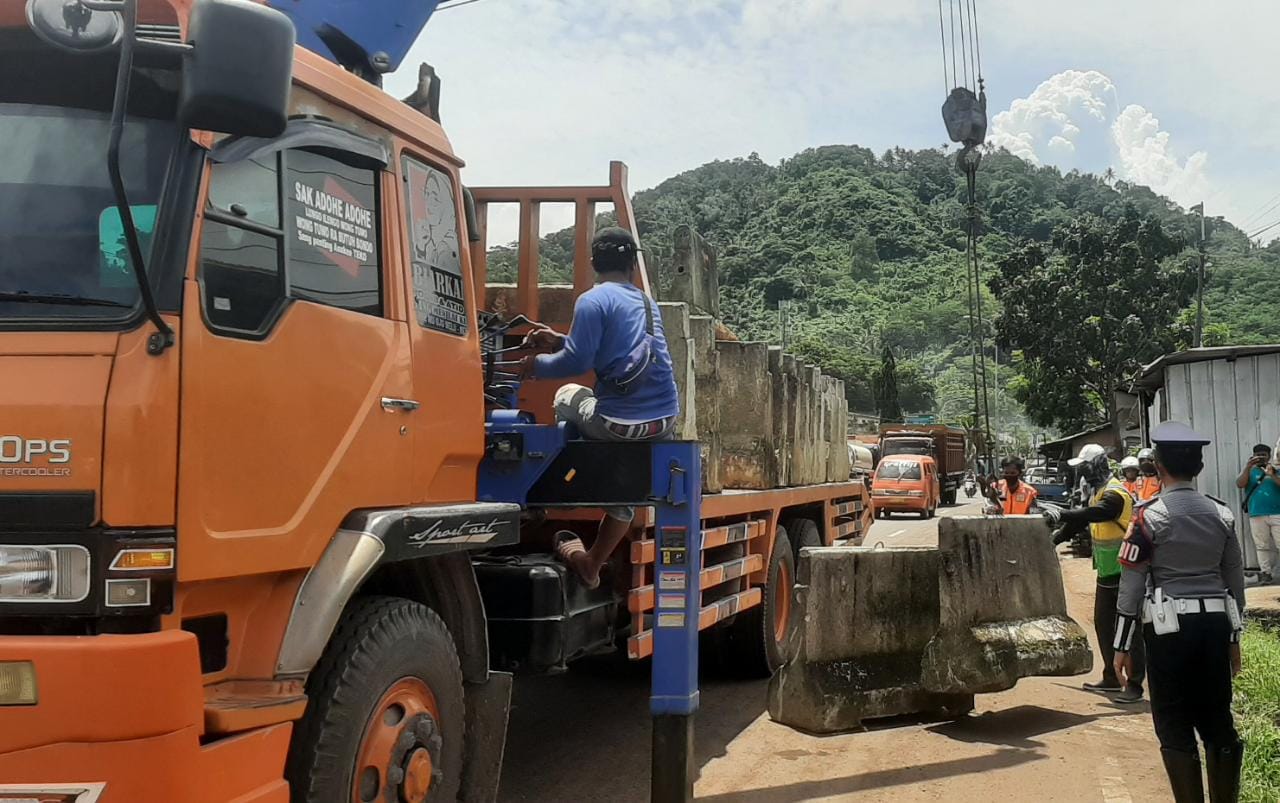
[553,383,675,522]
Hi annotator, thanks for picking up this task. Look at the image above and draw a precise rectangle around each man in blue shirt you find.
[1236,442,1280,584]
[520,227,680,588]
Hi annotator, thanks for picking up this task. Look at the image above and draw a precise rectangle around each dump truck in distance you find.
[879,425,967,504]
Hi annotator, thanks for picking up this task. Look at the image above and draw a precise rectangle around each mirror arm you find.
[105,0,174,355]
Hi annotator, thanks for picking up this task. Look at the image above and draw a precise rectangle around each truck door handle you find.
[381,397,421,412]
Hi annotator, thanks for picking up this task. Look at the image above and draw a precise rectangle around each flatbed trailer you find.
[469,170,873,678]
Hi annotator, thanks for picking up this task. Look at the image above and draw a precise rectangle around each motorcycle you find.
[963,478,977,498]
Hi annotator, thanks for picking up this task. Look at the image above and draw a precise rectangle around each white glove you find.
[1042,506,1063,526]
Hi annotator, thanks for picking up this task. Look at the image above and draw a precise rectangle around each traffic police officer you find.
[1113,421,1246,803]
[1044,443,1146,703]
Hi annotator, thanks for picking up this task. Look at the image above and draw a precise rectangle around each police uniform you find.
[1113,422,1245,803]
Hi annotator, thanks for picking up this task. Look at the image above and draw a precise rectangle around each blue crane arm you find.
[264,0,443,74]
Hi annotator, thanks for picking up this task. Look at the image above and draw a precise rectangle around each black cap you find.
[1151,421,1211,447]
[591,227,640,271]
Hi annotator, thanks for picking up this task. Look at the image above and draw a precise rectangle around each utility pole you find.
[779,300,791,351]
[1192,202,1206,348]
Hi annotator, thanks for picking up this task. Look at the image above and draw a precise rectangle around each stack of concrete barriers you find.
[659,302,850,493]
[768,516,1093,732]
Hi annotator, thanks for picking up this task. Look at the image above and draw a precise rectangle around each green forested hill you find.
[489,145,1280,442]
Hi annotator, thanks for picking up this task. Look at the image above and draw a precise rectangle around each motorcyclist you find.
[1120,455,1141,497]
[1135,447,1162,501]
[1043,443,1146,704]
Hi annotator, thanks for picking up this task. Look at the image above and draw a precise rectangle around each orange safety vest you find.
[997,479,1038,514]
[1136,475,1162,501]
[1122,478,1140,498]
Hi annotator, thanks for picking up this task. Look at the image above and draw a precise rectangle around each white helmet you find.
[1137,448,1155,461]
[1068,443,1107,467]
[1120,456,1140,469]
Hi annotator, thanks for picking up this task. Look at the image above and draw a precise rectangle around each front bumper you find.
[0,631,290,802]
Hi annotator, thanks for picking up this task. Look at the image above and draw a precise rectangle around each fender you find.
[274,501,520,678]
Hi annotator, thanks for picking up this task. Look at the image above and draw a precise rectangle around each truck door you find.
[178,129,416,580]
[396,152,485,501]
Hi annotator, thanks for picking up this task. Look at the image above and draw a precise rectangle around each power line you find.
[1240,191,1280,229]
[1247,217,1280,240]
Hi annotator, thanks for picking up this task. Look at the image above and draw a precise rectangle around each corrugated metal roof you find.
[1136,344,1280,391]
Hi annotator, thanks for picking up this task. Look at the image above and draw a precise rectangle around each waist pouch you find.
[601,293,658,396]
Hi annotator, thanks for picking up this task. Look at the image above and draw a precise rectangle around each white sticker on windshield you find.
[213,297,232,311]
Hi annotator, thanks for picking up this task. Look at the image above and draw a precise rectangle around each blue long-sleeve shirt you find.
[533,281,679,422]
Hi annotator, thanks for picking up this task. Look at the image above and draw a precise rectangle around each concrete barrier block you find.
[658,302,697,441]
[768,347,792,487]
[920,516,1093,694]
[689,316,723,493]
[768,547,972,732]
[716,341,776,489]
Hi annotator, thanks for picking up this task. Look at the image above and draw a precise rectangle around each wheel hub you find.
[386,712,444,803]
[354,678,443,803]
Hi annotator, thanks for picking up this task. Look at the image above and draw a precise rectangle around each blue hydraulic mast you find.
[264,0,444,82]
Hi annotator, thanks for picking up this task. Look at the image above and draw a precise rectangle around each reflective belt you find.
[1141,596,1228,623]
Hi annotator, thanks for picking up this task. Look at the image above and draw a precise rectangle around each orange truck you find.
[0,2,872,801]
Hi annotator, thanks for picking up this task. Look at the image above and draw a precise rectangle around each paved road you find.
[865,495,986,547]
[497,506,1171,803]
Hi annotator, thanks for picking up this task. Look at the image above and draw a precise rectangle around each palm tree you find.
[1102,167,1116,187]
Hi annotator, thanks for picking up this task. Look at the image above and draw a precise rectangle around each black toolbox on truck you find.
[473,555,621,674]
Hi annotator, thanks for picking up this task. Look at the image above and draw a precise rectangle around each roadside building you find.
[1133,344,1280,572]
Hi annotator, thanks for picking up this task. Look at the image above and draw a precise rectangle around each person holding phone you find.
[1236,443,1280,585]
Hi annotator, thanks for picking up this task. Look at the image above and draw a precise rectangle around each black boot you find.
[1205,742,1243,803]
[1161,748,1204,803]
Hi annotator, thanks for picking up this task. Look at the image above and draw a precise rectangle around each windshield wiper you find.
[0,292,135,309]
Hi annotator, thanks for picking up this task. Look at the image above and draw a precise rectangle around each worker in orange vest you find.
[1135,447,1162,500]
[986,456,1040,514]
[1120,456,1142,497]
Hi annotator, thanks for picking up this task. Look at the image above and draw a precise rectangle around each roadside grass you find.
[1237,623,1280,803]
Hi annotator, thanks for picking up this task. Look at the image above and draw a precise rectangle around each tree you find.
[874,344,903,422]
[992,209,1192,432]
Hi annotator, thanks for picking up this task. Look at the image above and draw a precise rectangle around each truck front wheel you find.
[286,596,465,803]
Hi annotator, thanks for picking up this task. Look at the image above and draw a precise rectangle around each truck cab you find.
[0,3,515,800]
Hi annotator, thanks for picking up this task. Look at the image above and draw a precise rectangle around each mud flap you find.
[461,671,513,803]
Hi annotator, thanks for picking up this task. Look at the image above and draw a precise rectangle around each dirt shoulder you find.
[498,554,1172,802]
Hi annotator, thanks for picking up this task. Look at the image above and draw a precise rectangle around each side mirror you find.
[179,0,296,138]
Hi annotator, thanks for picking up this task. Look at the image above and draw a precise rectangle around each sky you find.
[385,0,1280,243]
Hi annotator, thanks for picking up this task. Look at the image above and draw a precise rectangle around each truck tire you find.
[783,516,823,564]
[287,596,465,803]
[729,527,796,677]
[943,488,957,506]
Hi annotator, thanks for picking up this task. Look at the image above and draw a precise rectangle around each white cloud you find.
[988,69,1118,170]
[990,69,1209,209]
[1111,104,1209,208]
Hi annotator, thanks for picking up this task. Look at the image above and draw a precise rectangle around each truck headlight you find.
[0,545,90,603]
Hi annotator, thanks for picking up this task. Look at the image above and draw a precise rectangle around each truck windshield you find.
[877,461,923,480]
[882,439,932,457]
[0,36,179,323]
